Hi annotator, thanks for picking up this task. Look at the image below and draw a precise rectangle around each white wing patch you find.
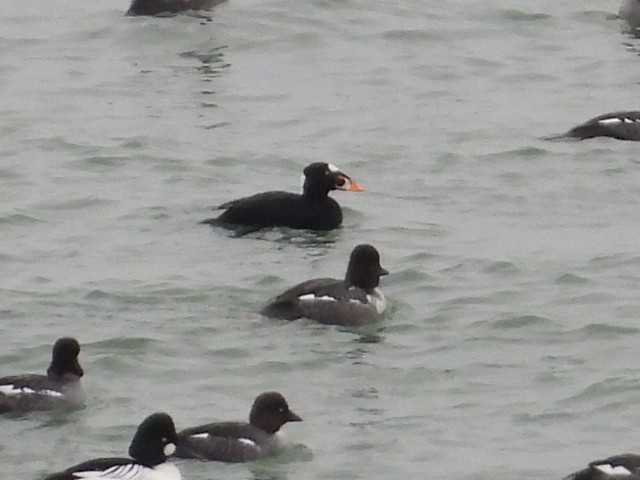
[190,432,210,439]
[239,438,257,447]
[73,463,145,479]
[598,118,623,125]
[594,464,632,476]
[367,288,387,314]
[0,384,62,397]
[298,294,337,302]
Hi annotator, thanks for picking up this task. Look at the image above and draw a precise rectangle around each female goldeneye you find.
[0,337,84,413]
[126,0,226,16]
[45,412,181,480]
[260,244,388,326]
[552,111,640,141]
[174,391,302,462]
[563,453,640,480]
[200,162,364,232]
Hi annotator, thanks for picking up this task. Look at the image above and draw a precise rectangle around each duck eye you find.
[162,437,167,442]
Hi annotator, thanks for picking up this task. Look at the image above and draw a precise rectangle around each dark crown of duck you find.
[129,412,179,467]
[47,337,83,381]
[345,244,389,292]
[249,391,302,434]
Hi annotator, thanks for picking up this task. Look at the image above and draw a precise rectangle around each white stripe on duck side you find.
[0,384,63,397]
[298,294,337,302]
[72,462,181,480]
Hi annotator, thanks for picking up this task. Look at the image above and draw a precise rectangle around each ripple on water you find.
[490,314,552,330]
[555,273,590,285]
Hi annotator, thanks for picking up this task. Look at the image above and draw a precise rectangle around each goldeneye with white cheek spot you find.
[174,391,301,462]
[0,337,84,413]
[45,412,182,480]
[260,244,388,326]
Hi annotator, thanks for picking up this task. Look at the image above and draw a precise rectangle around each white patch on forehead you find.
[298,294,337,302]
[598,118,622,125]
[327,163,339,173]
[239,438,257,447]
[191,432,210,439]
[0,385,61,397]
[164,443,176,456]
[594,464,632,475]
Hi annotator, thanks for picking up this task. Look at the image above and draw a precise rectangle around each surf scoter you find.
[45,412,182,480]
[200,162,364,232]
[0,337,84,413]
[174,391,301,462]
[260,244,388,326]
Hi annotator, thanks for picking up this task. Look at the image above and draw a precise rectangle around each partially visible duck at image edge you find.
[126,0,226,16]
[0,337,84,413]
[620,0,640,31]
[45,412,181,480]
[563,452,640,480]
[261,244,388,326]
[174,391,302,462]
[549,111,640,141]
[200,162,364,232]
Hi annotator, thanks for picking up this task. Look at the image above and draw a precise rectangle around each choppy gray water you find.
[3,0,640,478]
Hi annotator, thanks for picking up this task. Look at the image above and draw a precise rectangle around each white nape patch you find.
[594,464,632,476]
[191,432,210,439]
[239,438,257,447]
[598,118,622,126]
[327,163,339,173]
[0,385,62,397]
[164,443,176,456]
[367,288,387,314]
[298,294,337,302]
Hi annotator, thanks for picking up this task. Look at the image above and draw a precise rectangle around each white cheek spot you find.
[594,464,632,475]
[164,443,176,456]
[191,433,210,439]
[298,294,337,302]
[327,163,339,173]
[598,118,622,125]
[239,438,257,447]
